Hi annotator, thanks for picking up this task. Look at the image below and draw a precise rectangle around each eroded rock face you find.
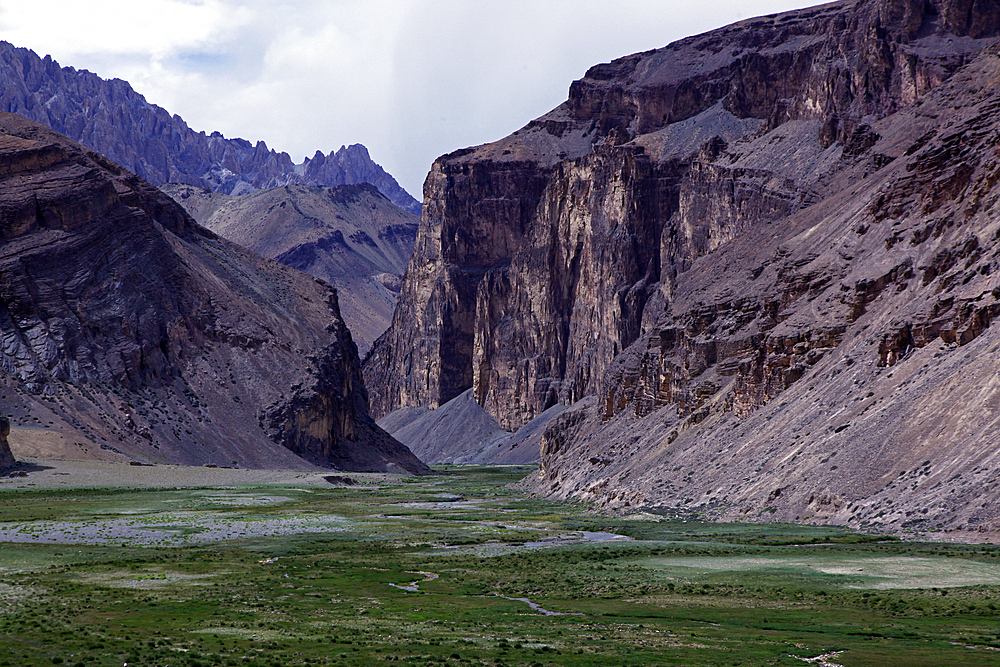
[0,417,13,468]
[163,182,418,355]
[537,28,1000,538]
[0,41,420,213]
[366,0,1000,535]
[368,0,999,426]
[0,113,427,473]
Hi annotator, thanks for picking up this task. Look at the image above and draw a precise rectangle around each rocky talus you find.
[0,112,427,473]
[0,41,420,213]
[366,0,1000,537]
[164,182,418,355]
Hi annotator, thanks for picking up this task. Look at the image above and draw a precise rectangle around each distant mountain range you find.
[0,41,420,214]
[163,182,418,354]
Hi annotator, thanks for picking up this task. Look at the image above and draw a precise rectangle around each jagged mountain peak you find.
[0,40,420,213]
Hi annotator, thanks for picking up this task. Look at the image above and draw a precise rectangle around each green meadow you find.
[1,466,999,666]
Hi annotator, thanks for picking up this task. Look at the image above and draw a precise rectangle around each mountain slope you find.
[0,41,420,213]
[364,0,1000,537]
[0,112,427,474]
[377,388,553,465]
[377,389,510,464]
[164,182,418,354]
[536,47,1000,540]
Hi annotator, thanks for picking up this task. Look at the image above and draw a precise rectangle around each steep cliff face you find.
[539,48,1000,538]
[163,182,418,354]
[366,0,1000,535]
[367,0,998,425]
[0,418,12,468]
[0,41,420,213]
[0,112,427,473]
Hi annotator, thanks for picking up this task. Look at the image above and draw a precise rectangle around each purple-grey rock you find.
[0,41,420,213]
[365,0,1000,537]
[0,112,428,474]
[163,182,418,355]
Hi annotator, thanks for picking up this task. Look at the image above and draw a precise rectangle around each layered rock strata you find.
[538,47,1000,538]
[366,0,1000,535]
[0,41,420,213]
[0,112,427,473]
[164,182,418,354]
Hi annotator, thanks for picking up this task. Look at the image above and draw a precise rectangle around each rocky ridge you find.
[0,112,427,473]
[0,41,420,213]
[163,182,418,354]
[365,0,1000,537]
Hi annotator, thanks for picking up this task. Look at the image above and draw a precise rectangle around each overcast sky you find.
[0,0,817,199]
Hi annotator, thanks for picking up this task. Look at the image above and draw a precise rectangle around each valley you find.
[0,12,999,665]
[1,464,999,666]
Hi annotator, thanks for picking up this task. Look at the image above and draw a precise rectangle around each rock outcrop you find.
[0,112,428,473]
[163,182,418,354]
[0,417,13,468]
[366,0,1000,536]
[0,41,420,213]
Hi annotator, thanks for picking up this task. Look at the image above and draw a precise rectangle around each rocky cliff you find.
[365,0,1000,537]
[163,182,418,354]
[0,417,12,468]
[0,41,420,213]
[0,112,427,473]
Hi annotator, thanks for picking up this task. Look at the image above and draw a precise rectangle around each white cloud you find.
[0,0,817,197]
[0,0,230,57]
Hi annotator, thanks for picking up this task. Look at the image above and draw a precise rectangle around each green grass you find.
[0,467,998,666]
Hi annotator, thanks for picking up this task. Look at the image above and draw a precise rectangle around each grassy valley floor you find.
[0,462,998,666]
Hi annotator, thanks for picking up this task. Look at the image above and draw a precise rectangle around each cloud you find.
[0,0,230,57]
[0,0,816,197]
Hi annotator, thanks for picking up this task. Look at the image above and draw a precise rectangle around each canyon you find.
[365,0,1000,537]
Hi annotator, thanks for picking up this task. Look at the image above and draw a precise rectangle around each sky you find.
[0,0,817,199]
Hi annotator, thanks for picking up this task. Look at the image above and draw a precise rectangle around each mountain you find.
[364,0,1000,538]
[377,389,511,464]
[0,112,428,474]
[0,41,420,213]
[377,389,562,465]
[162,182,418,354]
